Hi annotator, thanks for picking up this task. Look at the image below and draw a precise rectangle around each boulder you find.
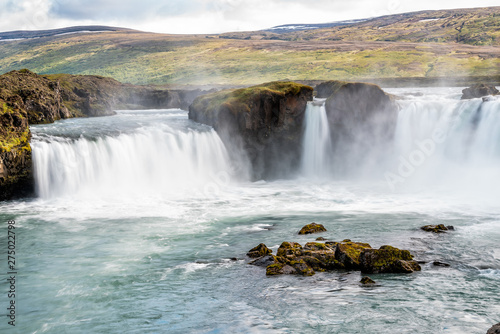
[249,254,280,267]
[421,224,453,233]
[247,243,273,258]
[360,276,376,285]
[189,81,313,179]
[276,242,303,259]
[335,241,372,270]
[487,323,500,334]
[461,84,499,99]
[359,245,421,274]
[298,223,327,235]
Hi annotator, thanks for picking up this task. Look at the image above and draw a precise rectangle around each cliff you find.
[317,80,399,175]
[189,81,313,179]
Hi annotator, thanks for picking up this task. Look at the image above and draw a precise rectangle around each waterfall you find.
[301,99,331,178]
[32,124,236,199]
[387,96,500,190]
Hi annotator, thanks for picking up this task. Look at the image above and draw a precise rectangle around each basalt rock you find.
[461,84,499,99]
[421,224,454,233]
[249,240,420,277]
[298,223,327,235]
[360,276,376,285]
[359,245,421,274]
[0,100,33,200]
[317,80,398,174]
[247,243,272,258]
[487,323,500,334]
[189,81,313,179]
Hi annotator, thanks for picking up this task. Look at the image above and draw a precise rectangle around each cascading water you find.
[301,99,331,178]
[31,110,240,199]
[387,93,500,191]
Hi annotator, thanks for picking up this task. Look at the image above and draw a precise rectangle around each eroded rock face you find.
[317,80,399,175]
[461,84,499,99]
[189,81,313,179]
[0,101,33,200]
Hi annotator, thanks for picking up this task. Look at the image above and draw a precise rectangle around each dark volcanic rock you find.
[247,243,272,258]
[298,223,327,235]
[421,224,453,233]
[461,84,499,99]
[318,80,399,174]
[0,101,33,200]
[249,240,420,277]
[335,241,372,270]
[359,245,421,274]
[487,323,500,334]
[360,276,376,285]
[189,81,313,179]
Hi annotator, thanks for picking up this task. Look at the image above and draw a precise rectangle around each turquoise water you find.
[1,90,499,333]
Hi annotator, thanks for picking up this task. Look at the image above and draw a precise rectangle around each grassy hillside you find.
[0,7,499,86]
[227,7,500,46]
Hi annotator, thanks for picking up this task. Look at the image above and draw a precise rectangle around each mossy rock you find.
[360,245,421,274]
[276,241,303,258]
[360,276,376,285]
[290,259,315,276]
[298,223,327,235]
[304,242,329,251]
[249,255,279,267]
[334,241,372,270]
[266,263,296,276]
[247,243,272,258]
[421,224,453,233]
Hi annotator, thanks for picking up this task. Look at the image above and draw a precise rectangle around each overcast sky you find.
[1,0,499,34]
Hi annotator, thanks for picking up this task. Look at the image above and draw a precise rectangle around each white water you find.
[1,90,499,334]
[301,99,331,178]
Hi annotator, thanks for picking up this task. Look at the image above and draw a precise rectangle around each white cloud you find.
[0,0,498,34]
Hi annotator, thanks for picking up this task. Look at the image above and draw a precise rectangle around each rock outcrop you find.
[461,84,499,99]
[487,323,500,334]
[248,240,421,277]
[316,80,399,175]
[0,100,33,200]
[189,81,313,179]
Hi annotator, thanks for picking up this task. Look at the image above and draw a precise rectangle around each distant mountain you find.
[0,26,130,41]
[264,19,368,34]
[222,6,500,46]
